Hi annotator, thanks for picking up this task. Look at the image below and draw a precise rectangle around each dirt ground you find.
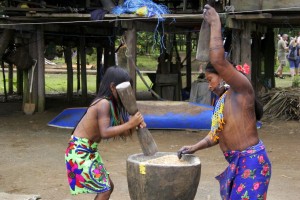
[0,99,299,200]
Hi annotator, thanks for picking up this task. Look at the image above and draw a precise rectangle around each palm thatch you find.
[260,88,300,120]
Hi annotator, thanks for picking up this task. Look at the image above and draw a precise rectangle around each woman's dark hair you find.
[205,62,218,74]
[205,62,264,120]
[96,65,132,99]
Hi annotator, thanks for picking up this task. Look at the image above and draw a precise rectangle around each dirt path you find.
[0,102,299,200]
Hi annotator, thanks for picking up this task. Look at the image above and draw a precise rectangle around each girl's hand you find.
[129,112,145,128]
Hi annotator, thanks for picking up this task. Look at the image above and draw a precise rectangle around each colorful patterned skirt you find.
[216,140,271,200]
[65,135,111,195]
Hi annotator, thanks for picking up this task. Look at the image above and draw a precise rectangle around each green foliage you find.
[292,75,299,87]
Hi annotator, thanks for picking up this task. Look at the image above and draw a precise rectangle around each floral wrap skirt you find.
[216,140,271,200]
[65,135,110,195]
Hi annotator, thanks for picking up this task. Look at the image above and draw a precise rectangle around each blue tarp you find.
[47,106,262,130]
[48,103,213,130]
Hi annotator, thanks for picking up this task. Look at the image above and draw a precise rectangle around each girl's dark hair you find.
[205,62,263,120]
[96,66,132,99]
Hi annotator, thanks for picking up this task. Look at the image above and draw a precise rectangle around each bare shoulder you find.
[91,98,110,114]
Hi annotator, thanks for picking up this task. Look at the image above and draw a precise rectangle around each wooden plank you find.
[233,13,272,20]
[231,0,300,11]
[262,0,300,10]
[156,74,178,84]
[230,0,262,12]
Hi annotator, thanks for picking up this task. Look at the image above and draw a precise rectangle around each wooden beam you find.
[231,13,272,20]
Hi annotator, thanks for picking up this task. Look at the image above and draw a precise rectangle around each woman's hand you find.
[177,145,196,159]
[128,112,146,128]
[203,4,220,26]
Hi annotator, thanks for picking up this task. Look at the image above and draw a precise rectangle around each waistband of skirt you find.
[68,135,98,152]
[224,140,265,160]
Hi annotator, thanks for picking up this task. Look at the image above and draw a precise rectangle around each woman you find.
[65,66,146,200]
[178,5,271,200]
[287,38,300,78]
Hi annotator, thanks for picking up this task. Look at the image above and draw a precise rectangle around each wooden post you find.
[251,32,261,94]
[103,45,111,76]
[76,46,81,93]
[65,45,73,102]
[1,61,7,101]
[8,63,13,94]
[264,28,275,88]
[241,22,252,75]
[232,29,241,65]
[125,23,137,93]
[22,69,29,107]
[37,25,45,112]
[108,38,116,66]
[186,32,192,89]
[86,0,90,7]
[80,36,87,103]
[27,36,37,113]
[17,68,23,95]
[96,47,103,93]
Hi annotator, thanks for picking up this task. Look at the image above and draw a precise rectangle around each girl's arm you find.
[97,100,144,139]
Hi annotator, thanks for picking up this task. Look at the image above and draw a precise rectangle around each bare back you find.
[72,99,106,143]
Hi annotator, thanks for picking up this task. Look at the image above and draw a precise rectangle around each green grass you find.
[0,52,298,95]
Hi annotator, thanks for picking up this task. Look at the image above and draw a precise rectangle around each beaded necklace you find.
[209,90,228,142]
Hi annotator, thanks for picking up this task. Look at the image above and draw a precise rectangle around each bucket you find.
[127,152,201,200]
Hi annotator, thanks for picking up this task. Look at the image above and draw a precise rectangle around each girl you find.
[65,66,145,200]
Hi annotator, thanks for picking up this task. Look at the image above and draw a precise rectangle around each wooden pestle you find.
[196,0,215,62]
[116,82,158,156]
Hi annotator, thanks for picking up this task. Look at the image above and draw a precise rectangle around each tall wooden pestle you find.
[116,82,158,156]
[196,0,215,62]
